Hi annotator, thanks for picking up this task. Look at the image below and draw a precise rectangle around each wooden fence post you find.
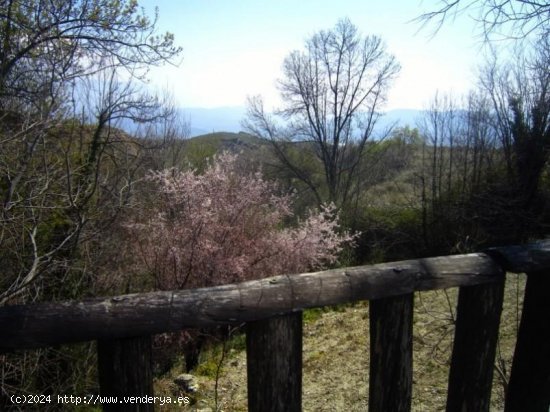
[505,271,550,412]
[246,312,302,412]
[369,293,413,412]
[446,278,505,412]
[97,335,154,412]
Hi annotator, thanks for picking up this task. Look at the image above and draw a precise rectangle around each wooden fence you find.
[1,241,550,411]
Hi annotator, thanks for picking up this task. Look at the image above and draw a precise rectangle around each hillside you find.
[189,131,268,151]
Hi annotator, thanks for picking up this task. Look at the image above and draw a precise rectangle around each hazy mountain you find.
[180,106,248,137]
[182,106,423,137]
[379,109,423,130]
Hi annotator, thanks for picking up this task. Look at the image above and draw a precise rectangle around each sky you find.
[139,0,488,111]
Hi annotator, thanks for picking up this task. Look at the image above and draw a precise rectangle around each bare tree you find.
[416,35,550,250]
[245,18,400,208]
[0,0,182,305]
[0,0,180,105]
[417,92,499,252]
[479,36,550,239]
[0,69,180,305]
[0,1,183,404]
[416,0,550,41]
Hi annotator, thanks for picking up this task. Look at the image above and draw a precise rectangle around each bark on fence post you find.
[505,271,550,412]
[97,335,154,412]
[246,312,302,412]
[446,279,505,412]
[369,293,413,412]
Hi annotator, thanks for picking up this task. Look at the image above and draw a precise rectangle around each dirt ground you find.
[156,273,525,411]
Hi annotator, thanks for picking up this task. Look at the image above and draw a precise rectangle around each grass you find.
[155,273,526,411]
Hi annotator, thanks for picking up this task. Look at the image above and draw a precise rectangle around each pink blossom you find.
[126,153,357,290]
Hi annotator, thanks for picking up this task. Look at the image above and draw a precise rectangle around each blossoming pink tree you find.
[128,152,356,291]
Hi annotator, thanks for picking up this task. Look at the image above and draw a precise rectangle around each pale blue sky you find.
[140,0,487,110]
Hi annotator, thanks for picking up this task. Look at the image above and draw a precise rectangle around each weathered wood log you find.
[369,293,413,412]
[0,253,503,352]
[486,239,550,273]
[446,279,505,412]
[246,312,302,412]
[505,270,550,412]
[97,335,154,412]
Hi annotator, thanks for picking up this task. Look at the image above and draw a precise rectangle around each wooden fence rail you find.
[1,242,549,411]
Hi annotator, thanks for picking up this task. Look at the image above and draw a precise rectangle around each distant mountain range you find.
[181,106,423,138]
[179,107,249,137]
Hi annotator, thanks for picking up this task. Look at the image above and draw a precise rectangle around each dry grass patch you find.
[156,273,525,411]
